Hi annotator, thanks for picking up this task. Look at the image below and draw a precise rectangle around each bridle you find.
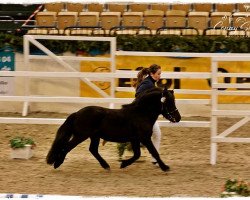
[164,108,178,122]
[161,95,178,122]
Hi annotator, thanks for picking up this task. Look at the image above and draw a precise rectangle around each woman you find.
[134,64,162,165]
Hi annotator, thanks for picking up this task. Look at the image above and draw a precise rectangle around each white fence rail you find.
[0,35,249,165]
[210,57,250,165]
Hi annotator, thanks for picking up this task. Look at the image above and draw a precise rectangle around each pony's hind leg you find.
[141,139,170,172]
[89,137,110,170]
[120,140,141,169]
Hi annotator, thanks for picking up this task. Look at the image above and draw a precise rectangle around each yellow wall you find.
[80,56,250,103]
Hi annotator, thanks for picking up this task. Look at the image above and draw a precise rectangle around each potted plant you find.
[9,136,36,159]
[220,179,250,197]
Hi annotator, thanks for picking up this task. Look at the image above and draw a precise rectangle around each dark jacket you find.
[135,75,156,98]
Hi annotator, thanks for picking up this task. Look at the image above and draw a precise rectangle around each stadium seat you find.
[69,12,100,35]
[215,4,236,12]
[98,12,121,35]
[210,12,232,28]
[107,3,127,13]
[44,3,65,12]
[66,3,85,12]
[87,3,105,12]
[193,3,214,12]
[27,11,57,35]
[56,11,78,35]
[150,3,169,13]
[171,4,191,12]
[35,11,57,26]
[237,3,250,12]
[122,12,143,26]
[232,12,250,29]
[165,10,186,28]
[78,12,99,26]
[110,12,143,35]
[129,3,149,12]
[143,10,165,34]
[188,11,209,35]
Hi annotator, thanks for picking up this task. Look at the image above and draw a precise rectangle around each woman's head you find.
[149,64,161,82]
[133,64,161,88]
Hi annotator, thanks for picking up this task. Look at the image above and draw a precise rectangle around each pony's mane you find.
[122,87,162,109]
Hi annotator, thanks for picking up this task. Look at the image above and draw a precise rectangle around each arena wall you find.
[1,52,250,117]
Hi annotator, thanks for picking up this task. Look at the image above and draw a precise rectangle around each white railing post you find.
[109,37,116,109]
[210,58,218,165]
[22,35,30,116]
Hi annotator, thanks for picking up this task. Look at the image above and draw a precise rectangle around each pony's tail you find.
[46,112,76,165]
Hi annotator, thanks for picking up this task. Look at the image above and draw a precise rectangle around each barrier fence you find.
[0,35,249,164]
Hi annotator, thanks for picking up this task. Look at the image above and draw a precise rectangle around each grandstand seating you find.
[98,12,121,35]
[150,3,169,13]
[66,3,85,12]
[56,12,78,35]
[165,10,187,28]
[237,3,250,12]
[193,3,214,12]
[171,4,191,12]
[143,10,165,34]
[122,12,143,26]
[69,12,100,35]
[1,2,250,37]
[107,3,127,13]
[210,12,232,28]
[215,4,236,12]
[232,12,250,28]
[187,11,209,35]
[35,11,57,26]
[129,3,149,12]
[87,3,105,12]
[44,3,64,12]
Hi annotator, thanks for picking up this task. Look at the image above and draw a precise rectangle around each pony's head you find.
[161,88,181,123]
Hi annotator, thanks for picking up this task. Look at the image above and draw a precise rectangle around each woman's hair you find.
[133,64,161,88]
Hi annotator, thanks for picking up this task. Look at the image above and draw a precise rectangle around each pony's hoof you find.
[120,161,128,169]
[161,164,170,172]
[53,161,63,169]
[104,167,111,171]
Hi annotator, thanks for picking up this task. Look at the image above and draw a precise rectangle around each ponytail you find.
[133,67,150,89]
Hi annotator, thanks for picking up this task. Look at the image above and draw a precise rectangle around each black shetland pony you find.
[46,87,181,172]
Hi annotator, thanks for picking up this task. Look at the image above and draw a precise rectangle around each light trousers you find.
[151,121,161,162]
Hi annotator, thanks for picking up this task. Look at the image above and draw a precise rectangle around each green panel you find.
[0,50,15,71]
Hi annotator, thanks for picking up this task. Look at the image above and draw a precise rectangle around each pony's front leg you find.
[141,139,170,172]
[54,135,88,169]
[89,137,110,170]
[120,140,141,169]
